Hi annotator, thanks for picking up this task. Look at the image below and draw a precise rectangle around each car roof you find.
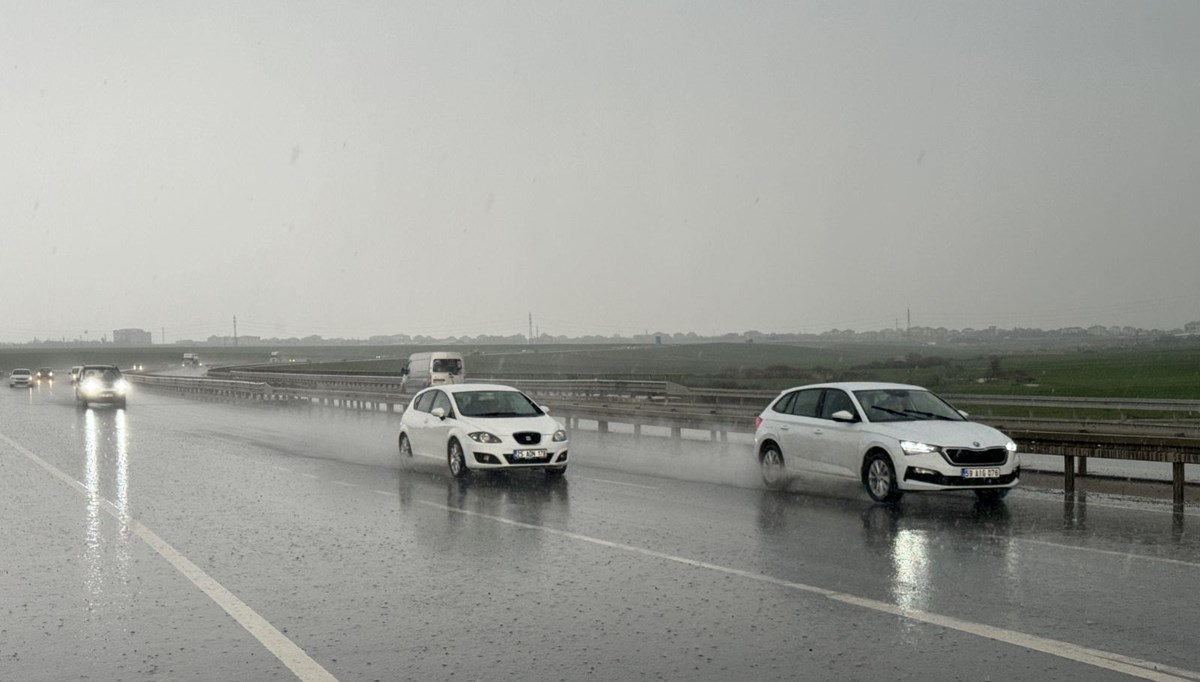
[422,383,521,394]
[775,381,928,394]
[80,364,120,370]
[13,368,31,373]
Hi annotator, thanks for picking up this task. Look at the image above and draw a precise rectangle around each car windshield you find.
[432,359,463,374]
[854,389,965,423]
[453,390,543,418]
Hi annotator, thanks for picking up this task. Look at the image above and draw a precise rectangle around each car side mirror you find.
[540,405,551,414]
[957,409,969,418]
[431,407,446,419]
[831,410,856,423]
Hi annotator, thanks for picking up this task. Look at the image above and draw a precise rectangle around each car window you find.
[819,389,858,421]
[413,391,436,413]
[771,392,796,414]
[788,389,822,418]
[430,390,454,417]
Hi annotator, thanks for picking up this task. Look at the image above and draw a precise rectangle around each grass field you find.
[8,340,1198,399]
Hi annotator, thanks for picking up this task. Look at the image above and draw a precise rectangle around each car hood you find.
[458,415,561,436]
[864,420,1011,448]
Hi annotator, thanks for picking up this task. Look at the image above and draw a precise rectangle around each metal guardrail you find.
[133,372,1197,504]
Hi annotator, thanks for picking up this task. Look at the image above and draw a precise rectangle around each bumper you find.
[465,443,569,470]
[10,380,31,387]
[78,390,126,403]
[897,451,1020,491]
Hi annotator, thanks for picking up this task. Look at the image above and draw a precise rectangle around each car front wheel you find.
[864,452,902,504]
[398,433,413,458]
[447,438,469,478]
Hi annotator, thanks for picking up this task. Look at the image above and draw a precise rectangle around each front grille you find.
[513,432,541,445]
[943,447,1008,466]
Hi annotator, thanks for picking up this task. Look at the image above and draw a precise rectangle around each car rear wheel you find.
[398,433,413,458]
[865,452,902,504]
[760,444,788,490]
[447,438,469,478]
[974,488,1010,503]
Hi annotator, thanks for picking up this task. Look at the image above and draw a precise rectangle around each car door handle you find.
[780,426,790,431]
[813,429,824,435]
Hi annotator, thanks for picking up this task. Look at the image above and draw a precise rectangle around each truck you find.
[404,352,465,389]
[182,353,201,367]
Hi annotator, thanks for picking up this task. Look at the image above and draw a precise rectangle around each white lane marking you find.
[419,500,1198,682]
[301,473,319,480]
[992,536,1200,571]
[371,490,398,497]
[331,481,357,488]
[273,466,293,473]
[0,432,340,682]
[579,476,659,490]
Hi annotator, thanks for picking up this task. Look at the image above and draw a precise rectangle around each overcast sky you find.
[2,2,1198,343]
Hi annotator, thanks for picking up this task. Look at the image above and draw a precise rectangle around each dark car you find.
[75,365,130,408]
[35,367,54,382]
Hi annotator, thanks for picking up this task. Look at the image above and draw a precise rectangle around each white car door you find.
[812,388,865,477]
[777,388,824,474]
[427,390,457,455]
[406,390,438,456]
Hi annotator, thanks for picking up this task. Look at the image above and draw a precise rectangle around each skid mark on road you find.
[420,500,1199,682]
[0,432,340,682]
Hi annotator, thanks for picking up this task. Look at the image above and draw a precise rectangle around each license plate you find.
[512,449,548,460]
[962,467,1001,479]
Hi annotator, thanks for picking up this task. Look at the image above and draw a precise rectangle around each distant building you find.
[113,328,153,346]
[1185,321,1200,335]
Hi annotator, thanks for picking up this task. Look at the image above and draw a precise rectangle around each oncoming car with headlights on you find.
[754,382,1019,503]
[74,365,131,408]
[398,384,568,478]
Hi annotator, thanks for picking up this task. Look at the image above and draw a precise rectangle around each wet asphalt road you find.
[1,382,1198,681]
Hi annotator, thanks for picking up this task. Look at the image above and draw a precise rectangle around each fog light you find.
[911,467,937,476]
[557,451,568,462]
[474,453,499,464]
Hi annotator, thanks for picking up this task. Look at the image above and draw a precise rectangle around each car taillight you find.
[754,416,763,430]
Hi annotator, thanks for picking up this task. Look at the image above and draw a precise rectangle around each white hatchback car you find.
[754,382,1019,503]
[398,384,569,478]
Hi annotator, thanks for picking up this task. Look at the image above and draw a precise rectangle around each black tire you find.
[974,488,1010,503]
[864,452,903,504]
[398,433,413,458]
[760,443,788,490]
[447,438,470,478]
[545,465,567,477]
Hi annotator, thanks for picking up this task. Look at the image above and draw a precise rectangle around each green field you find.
[9,341,1197,399]
[254,341,1200,400]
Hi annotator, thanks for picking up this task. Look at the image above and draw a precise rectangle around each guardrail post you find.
[671,426,682,440]
[1174,462,1185,505]
[1064,455,1076,495]
[1077,457,1087,477]
[633,423,641,439]
[598,420,609,434]
[710,430,718,442]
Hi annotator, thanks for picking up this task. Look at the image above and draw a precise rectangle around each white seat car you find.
[754,382,1019,503]
[398,384,569,478]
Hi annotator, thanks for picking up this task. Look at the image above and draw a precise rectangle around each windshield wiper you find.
[903,409,956,420]
[869,405,911,418]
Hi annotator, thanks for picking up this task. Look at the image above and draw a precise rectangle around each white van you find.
[405,352,465,389]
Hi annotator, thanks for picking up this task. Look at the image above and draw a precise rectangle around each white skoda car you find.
[753,382,1019,503]
[398,384,569,478]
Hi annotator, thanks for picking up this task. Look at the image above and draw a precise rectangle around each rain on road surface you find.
[1,382,1198,681]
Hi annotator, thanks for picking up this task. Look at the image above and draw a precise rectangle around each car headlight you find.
[552,429,568,442]
[115,379,130,394]
[1005,441,1018,453]
[468,432,502,443]
[900,440,940,455]
[82,378,102,395]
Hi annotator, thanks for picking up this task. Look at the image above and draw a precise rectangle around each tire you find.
[545,465,567,477]
[398,433,413,458]
[760,443,788,490]
[864,452,903,504]
[974,488,1010,503]
[447,438,470,478]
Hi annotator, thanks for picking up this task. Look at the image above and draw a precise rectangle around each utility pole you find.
[528,313,533,344]
[907,308,911,333]
[233,315,239,347]
[161,327,166,345]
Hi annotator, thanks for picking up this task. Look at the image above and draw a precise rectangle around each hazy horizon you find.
[4,2,1198,343]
